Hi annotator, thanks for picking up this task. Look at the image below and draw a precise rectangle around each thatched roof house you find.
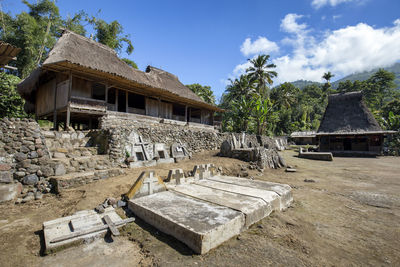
[316,91,395,156]
[17,30,221,129]
[0,41,21,69]
[290,131,316,145]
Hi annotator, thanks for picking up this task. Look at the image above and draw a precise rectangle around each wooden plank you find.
[103,215,120,236]
[50,217,134,243]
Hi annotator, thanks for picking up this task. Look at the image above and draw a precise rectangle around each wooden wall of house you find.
[36,79,56,116]
[160,102,172,119]
[71,77,91,98]
[56,80,69,109]
[145,98,159,117]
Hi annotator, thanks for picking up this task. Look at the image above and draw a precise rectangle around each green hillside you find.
[289,63,400,90]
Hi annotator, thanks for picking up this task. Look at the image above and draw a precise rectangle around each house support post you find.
[53,81,58,130]
[65,71,72,131]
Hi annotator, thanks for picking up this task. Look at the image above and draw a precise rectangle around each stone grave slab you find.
[171,143,190,162]
[128,191,244,254]
[195,179,281,211]
[168,183,271,227]
[43,207,129,252]
[207,175,293,210]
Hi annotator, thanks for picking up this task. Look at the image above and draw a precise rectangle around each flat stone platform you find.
[128,191,244,254]
[128,172,293,254]
[169,183,271,227]
[195,179,281,211]
[207,175,293,210]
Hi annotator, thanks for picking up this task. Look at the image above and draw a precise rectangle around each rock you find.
[14,171,25,179]
[285,168,297,172]
[28,151,38,159]
[117,200,127,207]
[41,166,54,177]
[107,197,117,206]
[0,164,11,171]
[53,152,66,159]
[0,171,13,183]
[95,204,105,213]
[56,148,69,153]
[34,191,43,200]
[14,152,27,162]
[15,198,23,204]
[0,183,22,202]
[22,192,35,203]
[22,174,39,185]
[304,179,316,183]
[36,170,43,176]
[54,164,66,176]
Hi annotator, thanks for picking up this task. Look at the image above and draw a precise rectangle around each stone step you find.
[49,168,125,192]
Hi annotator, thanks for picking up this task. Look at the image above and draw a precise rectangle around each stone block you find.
[0,171,13,183]
[54,164,66,176]
[168,183,271,227]
[128,191,244,254]
[0,164,11,171]
[53,152,66,159]
[207,175,293,210]
[22,174,39,185]
[0,183,22,202]
[195,179,281,211]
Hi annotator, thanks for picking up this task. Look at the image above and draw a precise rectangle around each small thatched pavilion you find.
[316,91,395,156]
[17,30,222,130]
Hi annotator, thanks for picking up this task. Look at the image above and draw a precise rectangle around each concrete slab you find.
[195,179,281,211]
[43,207,125,252]
[207,176,293,210]
[128,191,244,254]
[168,183,271,227]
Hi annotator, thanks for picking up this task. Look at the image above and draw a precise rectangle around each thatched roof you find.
[290,131,316,138]
[17,30,221,111]
[317,91,393,135]
[0,41,21,67]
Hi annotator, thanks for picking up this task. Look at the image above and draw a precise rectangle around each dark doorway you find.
[343,138,352,150]
[118,90,126,112]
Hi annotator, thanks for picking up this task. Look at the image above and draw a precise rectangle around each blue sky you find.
[2,0,400,101]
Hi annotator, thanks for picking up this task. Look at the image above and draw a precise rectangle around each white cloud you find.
[280,14,307,34]
[311,0,357,9]
[240,37,279,56]
[227,16,400,85]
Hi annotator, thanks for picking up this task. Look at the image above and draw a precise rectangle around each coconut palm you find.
[246,54,277,97]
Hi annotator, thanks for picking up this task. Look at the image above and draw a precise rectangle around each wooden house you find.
[316,91,395,156]
[290,131,316,145]
[17,30,222,129]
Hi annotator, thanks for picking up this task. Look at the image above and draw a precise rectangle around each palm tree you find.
[225,75,255,102]
[322,71,334,83]
[246,54,277,97]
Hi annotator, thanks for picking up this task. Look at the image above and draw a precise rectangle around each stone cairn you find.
[220,133,286,169]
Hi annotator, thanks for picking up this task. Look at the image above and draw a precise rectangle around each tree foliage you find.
[186,83,216,104]
[0,0,137,78]
[0,73,26,118]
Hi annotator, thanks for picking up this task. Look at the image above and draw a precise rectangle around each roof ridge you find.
[61,29,117,55]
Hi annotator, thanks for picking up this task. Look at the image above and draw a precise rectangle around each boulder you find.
[22,174,39,185]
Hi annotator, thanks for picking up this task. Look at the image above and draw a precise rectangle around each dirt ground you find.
[0,150,399,267]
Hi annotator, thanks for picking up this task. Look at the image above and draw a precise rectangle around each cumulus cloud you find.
[280,14,307,34]
[240,37,279,56]
[227,16,400,85]
[311,0,357,9]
